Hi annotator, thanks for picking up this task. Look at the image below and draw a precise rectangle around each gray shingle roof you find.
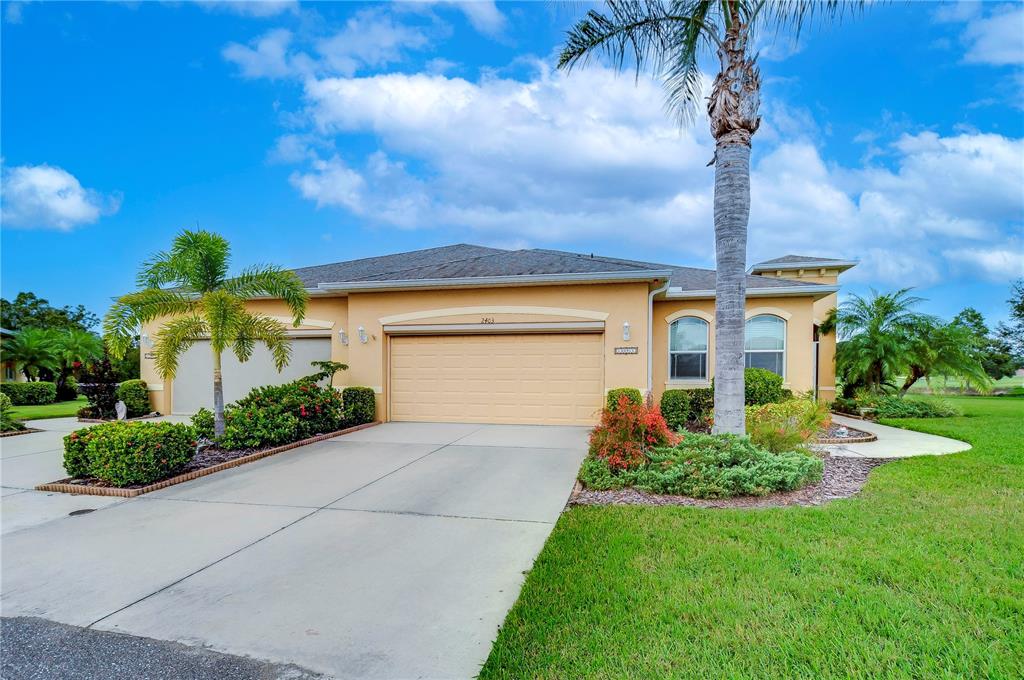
[293,244,828,293]
[754,254,852,266]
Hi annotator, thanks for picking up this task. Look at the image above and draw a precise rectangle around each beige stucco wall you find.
[651,295,821,402]
[345,282,651,420]
[143,280,836,417]
[140,296,350,414]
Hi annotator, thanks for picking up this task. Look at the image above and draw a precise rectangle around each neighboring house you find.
[0,327,27,383]
[141,245,855,425]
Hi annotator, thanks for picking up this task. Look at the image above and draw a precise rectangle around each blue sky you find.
[2,0,1022,328]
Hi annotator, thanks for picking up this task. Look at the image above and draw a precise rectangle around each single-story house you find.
[141,245,855,425]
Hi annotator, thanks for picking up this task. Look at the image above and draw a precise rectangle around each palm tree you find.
[559,1,859,433]
[831,288,932,395]
[53,329,104,399]
[104,230,309,436]
[900,321,991,396]
[1,328,58,381]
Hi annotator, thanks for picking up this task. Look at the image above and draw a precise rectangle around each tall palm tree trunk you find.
[709,15,760,435]
[212,349,226,437]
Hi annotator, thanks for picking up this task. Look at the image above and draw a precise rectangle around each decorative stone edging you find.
[0,428,44,438]
[35,421,381,498]
[816,432,877,444]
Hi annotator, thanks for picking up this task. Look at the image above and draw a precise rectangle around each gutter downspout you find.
[647,278,671,398]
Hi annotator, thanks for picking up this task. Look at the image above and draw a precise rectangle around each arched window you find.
[745,314,786,377]
[669,317,709,380]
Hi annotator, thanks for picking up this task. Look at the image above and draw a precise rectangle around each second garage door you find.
[389,333,604,425]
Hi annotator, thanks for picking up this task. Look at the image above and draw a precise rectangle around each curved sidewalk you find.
[826,414,972,459]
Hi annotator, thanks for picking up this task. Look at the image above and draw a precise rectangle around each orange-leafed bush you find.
[588,395,679,470]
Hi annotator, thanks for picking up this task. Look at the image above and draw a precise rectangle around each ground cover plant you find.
[481,397,1024,678]
[833,394,961,419]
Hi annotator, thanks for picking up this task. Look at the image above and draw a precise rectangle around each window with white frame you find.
[669,317,709,380]
[745,314,786,377]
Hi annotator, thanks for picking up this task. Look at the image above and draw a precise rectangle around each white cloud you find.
[315,9,430,76]
[4,1,23,24]
[222,28,307,79]
[943,245,1024,282]
[449,1,507,37]
[961,3,1024,66]
[1,163,121,231]
[222,24,1023,288]
[197,1,298,18]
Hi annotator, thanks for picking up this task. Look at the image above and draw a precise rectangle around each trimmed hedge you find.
[743,368,784,405]
[343,387,376,426]
[606,387,643,411]
[1,381,57,405]
[116,379,151,417]
[661,387,715,431]
[63,421,196,486]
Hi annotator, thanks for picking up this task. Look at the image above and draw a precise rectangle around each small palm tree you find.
[559,1,861,433]
[2,328,58,381]
[53,329,104,398]
[104,230,309,436]
[900,321,991,396]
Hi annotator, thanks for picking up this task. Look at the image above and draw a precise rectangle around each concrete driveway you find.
[1,421,588,679]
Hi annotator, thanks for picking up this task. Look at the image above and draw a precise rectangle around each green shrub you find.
[1,381,57,405]
[743,368,785,405]
[219,405,298,450]
[343,387,376,426]
[1,393,25,432]
[746,398,830,453]
[231,379,345,441]
[831,396,859,415]
[116,379,150,417]
[780,388,794,401]
[63,421,196,486]
[580,433,822,499]
[660,389,691,431]
[62,429,92,477]
[191,408,214,439]
[874,396,961,419]
[688,387,715,421]
[606,387,643,411]
[589,397,678,470]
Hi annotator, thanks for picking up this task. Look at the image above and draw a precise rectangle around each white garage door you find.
[171,337,332,414]
[389,333,604,425]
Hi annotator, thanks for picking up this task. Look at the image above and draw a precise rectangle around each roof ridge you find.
[524,248,676,272]
[351,249,515,281]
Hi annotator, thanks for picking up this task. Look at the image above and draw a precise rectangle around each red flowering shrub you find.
[588,395,679,470]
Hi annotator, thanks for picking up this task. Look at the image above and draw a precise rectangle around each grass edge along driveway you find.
[480,397,1024,679]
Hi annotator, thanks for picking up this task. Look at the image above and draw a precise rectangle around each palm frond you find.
[200,289,249,354]
[153,315,208,379]
[232,312,291,371]
[104,289,196,358]
[138,230,231,292]
[223,266,309,326]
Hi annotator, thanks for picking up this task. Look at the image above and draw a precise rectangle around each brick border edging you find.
[816,433,877,444]
[0,427,44,438]
[35,421,381,498]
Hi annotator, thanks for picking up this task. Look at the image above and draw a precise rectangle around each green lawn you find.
[9,396,87,421]
[481,397,1024,679]
[905,373,1023,395]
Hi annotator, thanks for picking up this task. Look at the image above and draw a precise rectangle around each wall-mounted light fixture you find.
[338,330,349,346]
[141,333,155,348]
[357,326,369,344]
[622,321,631,342]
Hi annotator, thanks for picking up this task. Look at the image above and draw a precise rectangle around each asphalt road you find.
[1,617,322,680]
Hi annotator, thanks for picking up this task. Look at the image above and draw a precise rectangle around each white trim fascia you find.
[316,270,674,293]
[665,284,839,299]
[383,321,605,335]
[379,306,609,324]
[748,259,858,273]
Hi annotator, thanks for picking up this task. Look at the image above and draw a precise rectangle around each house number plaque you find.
[614,346,638,355]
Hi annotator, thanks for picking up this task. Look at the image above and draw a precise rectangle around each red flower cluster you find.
[588,395,679,470]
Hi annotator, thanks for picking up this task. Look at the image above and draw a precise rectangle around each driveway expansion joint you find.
[323,506,554,525]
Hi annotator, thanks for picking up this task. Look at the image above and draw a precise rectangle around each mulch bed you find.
[36,421,380,498]
[0,428,44,438]
[816,422,877,444]
[569,454,891,509]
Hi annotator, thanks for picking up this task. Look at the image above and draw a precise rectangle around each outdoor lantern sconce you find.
[339,330,349,346]
[141,333,155,348]
[357,326,369,344]
[622,321,631,341]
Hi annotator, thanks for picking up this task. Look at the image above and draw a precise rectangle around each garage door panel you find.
[172,338,331,415]
[390,333,603,426]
